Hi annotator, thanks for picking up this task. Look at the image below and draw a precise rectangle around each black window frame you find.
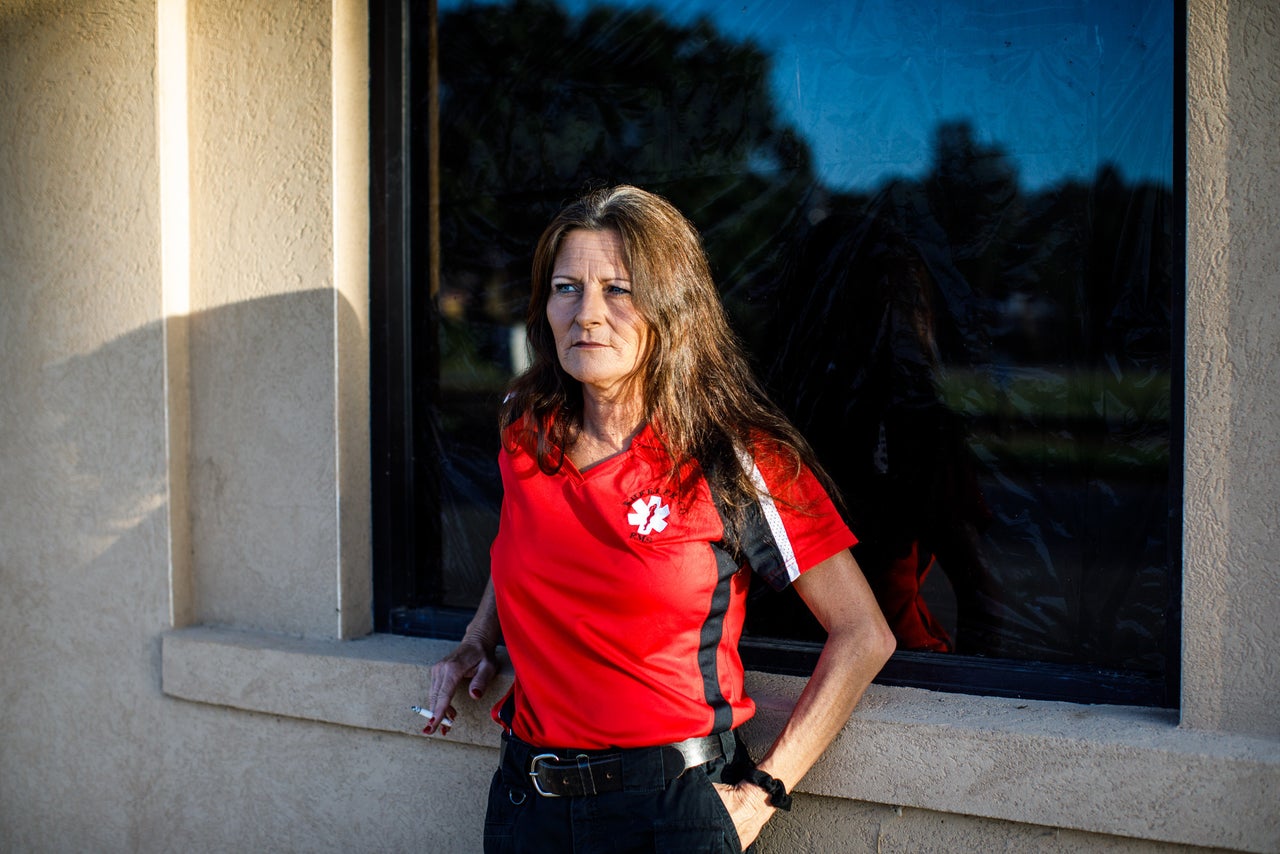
[369,0,1186,707]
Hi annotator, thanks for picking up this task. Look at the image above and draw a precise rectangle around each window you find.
[371,0,1182,706]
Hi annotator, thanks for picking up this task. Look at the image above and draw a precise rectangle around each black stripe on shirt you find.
[709,477,791,593]
[736,497,792,592]
[698,541,741,734]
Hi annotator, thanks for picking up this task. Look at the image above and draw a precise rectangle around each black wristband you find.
[742,768,793,811]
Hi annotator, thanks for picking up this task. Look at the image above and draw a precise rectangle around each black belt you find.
[500,731,738,798]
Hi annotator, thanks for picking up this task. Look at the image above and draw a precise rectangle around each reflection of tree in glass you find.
[925,122,1023,298]
[437,0,814,339]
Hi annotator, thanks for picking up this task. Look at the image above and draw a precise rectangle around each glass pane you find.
[427,0,1175,678]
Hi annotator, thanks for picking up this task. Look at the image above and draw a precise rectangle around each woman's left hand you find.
[712,781,775,851]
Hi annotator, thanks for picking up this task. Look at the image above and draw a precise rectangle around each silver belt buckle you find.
[529,753,563,798]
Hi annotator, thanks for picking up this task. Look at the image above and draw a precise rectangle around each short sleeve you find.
[735,445,857,591]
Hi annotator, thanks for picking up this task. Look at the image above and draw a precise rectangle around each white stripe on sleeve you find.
[741,450,801,584]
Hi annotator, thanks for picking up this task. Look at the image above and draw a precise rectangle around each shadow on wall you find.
[2,289,364,639]
[2,288,365,852]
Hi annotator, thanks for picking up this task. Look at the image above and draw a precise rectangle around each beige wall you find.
[0,1,1276,852]
[1182,0,1280,737]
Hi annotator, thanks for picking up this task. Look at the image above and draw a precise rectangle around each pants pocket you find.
[651,823,738,854]
[482,770,527,854]
[651,769,743,853]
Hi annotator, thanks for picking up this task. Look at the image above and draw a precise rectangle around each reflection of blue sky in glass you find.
[440,0,1173,192]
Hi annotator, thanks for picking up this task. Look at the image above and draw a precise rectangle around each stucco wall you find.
[0,0,174,846]
[1182,0,1280,738]
[0,0,1276,852]
[184,0,371,639]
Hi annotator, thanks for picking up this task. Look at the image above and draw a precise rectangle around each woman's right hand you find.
[423,636,498,735]
[420,579,501,736]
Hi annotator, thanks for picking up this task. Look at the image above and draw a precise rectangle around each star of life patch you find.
[627,495,670,535]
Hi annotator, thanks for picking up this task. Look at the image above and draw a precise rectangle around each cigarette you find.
[410,706,454,728]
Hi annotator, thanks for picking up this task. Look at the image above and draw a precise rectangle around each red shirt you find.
[489,423,855,749]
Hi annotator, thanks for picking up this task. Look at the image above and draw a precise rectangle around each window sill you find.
[161,626,1279,853]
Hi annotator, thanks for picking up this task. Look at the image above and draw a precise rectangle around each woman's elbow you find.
[830,606,897,671]
[868,615,897,667]
[855,606,898,669]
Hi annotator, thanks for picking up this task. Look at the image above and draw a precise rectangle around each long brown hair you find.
[501,185,840,530]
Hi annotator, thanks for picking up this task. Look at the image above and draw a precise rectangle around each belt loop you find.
[575,754,598,796]
[717,729,737,763]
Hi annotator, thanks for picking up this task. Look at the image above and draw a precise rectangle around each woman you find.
[424,186,895,852]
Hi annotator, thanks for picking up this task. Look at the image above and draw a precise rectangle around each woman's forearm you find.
[748,549,894,792]
[753,611,894,790]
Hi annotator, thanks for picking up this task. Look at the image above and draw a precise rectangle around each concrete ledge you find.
[162,626,1280,852]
